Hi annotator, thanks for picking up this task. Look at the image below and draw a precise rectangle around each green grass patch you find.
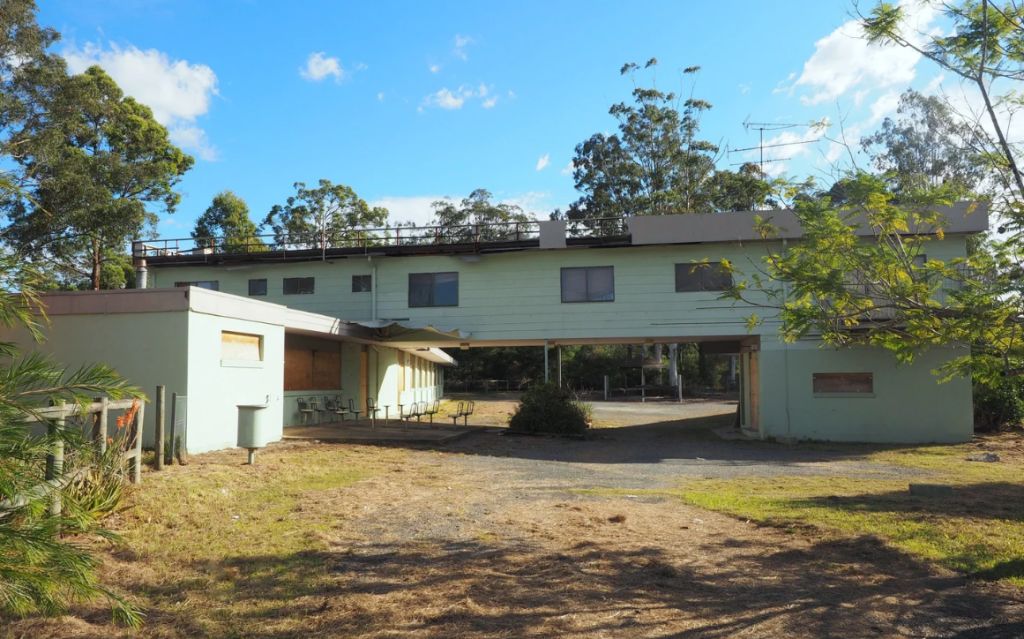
[577,438,1024,586]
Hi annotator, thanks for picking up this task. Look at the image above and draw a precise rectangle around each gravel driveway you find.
[319,401,1024,638]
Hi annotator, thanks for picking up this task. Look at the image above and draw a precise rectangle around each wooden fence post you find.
[169,392,177,466]
[131,400,144,484]
[98,397,109,453]
[155,385,165,471]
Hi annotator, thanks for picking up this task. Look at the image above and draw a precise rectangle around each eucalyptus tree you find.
[192,190,265,253]
[263,179,388,251]
[4,66,193,290]
[565,60,774,235]
[429,189,532,242]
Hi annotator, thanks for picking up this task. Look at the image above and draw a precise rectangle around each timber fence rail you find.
[0,397,147,517]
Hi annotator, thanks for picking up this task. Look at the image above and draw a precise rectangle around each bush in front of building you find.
[508,383,591,435]
[973,377,1024,432]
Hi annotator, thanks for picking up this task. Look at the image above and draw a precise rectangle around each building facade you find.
[136,206,988,444]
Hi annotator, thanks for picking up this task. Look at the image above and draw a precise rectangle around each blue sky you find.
[38,0,950,237]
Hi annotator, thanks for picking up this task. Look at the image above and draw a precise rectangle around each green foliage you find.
[4,63,192,290]
[429,189,533,241]
[444,346,543,389]
[564,61,775,233]
[0,246,143,624]
[263,179,388,249]
[193,190,266,253]
[508,383,590,435]
[973,377,1024,432]
[861,89,985,198]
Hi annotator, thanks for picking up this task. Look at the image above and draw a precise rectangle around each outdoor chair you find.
[447,401,466,425]
[331,395,350,421]
[366,397,381,426]
[400,402,418,422]
[448,400,474,426]
[296,398,315,425]
[415,401,429,422]
[345,398,361,421]
[316,396,335,423]
[423,399,440,423]
[307,396,322,424]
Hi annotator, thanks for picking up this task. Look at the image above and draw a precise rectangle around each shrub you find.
[973,377,1024,432]
[508,383,590,435]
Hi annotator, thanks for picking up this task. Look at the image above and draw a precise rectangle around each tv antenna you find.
[729,118,821,173]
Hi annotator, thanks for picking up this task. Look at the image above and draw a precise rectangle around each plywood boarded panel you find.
[813,372,873,394]
[312,349,342,389]
[221,331,262,361]
[285,345,313,390]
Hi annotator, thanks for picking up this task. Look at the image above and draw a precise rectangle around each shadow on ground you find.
[126,534,1024,638]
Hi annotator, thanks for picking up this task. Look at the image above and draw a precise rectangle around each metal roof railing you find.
[133,217,628,260]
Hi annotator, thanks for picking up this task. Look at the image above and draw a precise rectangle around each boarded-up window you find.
[221,331,262,361]
[813,372,873,394]
[285,344,341,390]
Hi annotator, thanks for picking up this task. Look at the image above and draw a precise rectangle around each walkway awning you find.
[348,319,467,344]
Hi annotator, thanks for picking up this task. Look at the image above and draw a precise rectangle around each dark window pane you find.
[433,272,459,306]
[562,267,613,302]
[408,273,434,307]
[561,268,588,302]
[352,274,372,292]
[588,266,614,301]
[283,277,314,295]
[409,272,459,307]
[676,263,730,292]
[675,264,703,292]
[248,278,267,296]
[702,264,733,291]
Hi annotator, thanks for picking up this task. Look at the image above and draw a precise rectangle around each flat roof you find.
[33,288,458,365]
[136,202,989,267]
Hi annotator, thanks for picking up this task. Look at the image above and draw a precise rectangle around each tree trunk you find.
[653,343,664,384]
[668,343,679,388]
[91,237,101,290]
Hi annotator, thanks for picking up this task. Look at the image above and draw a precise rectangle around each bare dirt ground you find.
[5,400,1023,638]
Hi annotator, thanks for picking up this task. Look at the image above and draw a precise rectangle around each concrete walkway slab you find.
[283,422,478,444]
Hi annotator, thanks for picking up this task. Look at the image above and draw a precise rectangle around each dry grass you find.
[3,422,1023,638]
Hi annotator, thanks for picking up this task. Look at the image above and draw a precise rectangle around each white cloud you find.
[370,195,453,226]
[868,90,901,126]
[376,91,385,102]
[560,161,575,176]
[535,153,550,171]
[420,84,496,111]
[429,63,441,73]
[300,51,344,82]
[747,125,828,177]
[63,42,219,160]
[791,0,938,106]
[453,34,473,60]
[738,83,751,95]
[169,125,217,161]
[422,87,465,110]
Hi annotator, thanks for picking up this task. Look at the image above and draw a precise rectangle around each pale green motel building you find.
[5,205,986,452]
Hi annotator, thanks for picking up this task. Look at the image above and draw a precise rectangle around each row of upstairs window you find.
[178,262,734,306]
